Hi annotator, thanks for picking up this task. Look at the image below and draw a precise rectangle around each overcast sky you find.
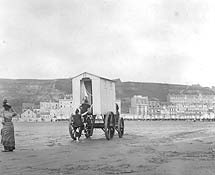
[0,0,215,86]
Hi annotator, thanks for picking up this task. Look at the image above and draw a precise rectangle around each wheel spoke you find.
[108,129,111,138]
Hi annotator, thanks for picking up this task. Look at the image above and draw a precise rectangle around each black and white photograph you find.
[1,0,215,174]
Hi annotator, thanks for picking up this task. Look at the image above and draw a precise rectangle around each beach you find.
[1,121,215,175]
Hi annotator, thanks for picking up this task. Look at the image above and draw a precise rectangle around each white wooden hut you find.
[72,72,116,115]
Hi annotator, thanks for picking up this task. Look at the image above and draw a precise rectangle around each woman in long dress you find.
[0,99,17,152]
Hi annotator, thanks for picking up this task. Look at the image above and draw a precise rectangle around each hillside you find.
[115,80,184,113]
[0,78,214,114]
[0,79,71,113]
[115,80,214,113]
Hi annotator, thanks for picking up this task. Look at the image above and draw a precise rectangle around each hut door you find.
[80,78,93,105]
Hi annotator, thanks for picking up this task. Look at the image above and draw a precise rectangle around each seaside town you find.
[2,73,215,175]
[2,1,215,174]
[19,94,73,122]
[17,84,215,122]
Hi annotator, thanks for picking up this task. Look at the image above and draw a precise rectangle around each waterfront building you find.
[22,103,35,113]
[167,94,215,105]
[33,108,40,115]
[58,97,73,120]
[50,109,59,121]
[167,86,215,117]
[40,111,52,122]
[130,95,148,117]
[40,101,59,113]
[39,102,58,121]
[148,98,161,117]
[20,109,40,122]
[160,102,170,119]
[167,103,177,115]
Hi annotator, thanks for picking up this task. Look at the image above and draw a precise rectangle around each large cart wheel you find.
[118,117,124,138]
[105,112,115,140]
[69,124,76,140]
[85,115,94,138]
[85,129,91,138]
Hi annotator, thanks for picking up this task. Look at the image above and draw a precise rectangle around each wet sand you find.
[1,121,215,175]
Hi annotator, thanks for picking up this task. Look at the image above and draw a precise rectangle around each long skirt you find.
[1,122,15,151]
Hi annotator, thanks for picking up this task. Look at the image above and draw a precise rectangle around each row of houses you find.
[129,92,215,120]
[20,95,73,122]
[20,96,122,122]
[18,80,215,121]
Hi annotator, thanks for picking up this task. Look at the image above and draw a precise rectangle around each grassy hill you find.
[115,80,214,113]
[0,78,214,114]
[0,79,71,113]
[115,80,183,113]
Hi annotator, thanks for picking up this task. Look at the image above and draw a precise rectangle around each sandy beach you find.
[1,121,215,175]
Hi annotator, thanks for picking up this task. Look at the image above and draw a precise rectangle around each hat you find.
[3,98,7,104]
[3,102,11,107]
[3,98,11,108]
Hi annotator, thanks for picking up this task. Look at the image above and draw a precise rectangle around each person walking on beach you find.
[71,109,84,141]
[0,99,17,152]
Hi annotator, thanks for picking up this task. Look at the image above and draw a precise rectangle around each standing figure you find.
[115,103,120,122]
[0,99,17,152]
[71,109,84,141]
[79,97,91,123]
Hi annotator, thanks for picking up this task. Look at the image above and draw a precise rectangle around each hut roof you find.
[71,72,114,82]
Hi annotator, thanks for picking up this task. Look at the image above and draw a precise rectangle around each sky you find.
[0,0,215,87]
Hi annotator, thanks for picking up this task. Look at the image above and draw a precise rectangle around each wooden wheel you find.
[69,124,83,140]
[85,129,91,138]
[84,115,94,138]
[104,112,115,140]
[69,124,76,140]
[118,117,124,138]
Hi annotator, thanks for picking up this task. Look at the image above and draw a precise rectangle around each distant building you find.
[20,109,39,122]
[167,103,177,117]
[167,86,215,117]
[22,103,35,113]
[160,102,169,118]
[167,94,215,105]
[40,112,52,122]
[50,109,58,121]
[58,97,73,120]
[33,108,40,115]
[130,95,148,116]
[40,101,59,113]
[148,98,161,116]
